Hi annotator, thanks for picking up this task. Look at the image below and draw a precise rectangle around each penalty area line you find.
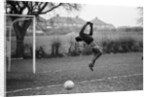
[6,73,143,94]
[6,84,62,94]
[80,73,143,84]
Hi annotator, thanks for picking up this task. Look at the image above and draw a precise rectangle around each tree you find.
[137,7,143,26]
[5,0,82,58]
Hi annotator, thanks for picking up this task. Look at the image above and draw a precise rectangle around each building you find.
[47,15,115,30]
[91,17,115,30]
[47,14,85,28]
[6,14,116,36]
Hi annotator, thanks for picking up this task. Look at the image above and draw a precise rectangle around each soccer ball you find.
[64,80,75,90]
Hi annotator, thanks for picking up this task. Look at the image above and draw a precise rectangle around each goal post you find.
[5,14,36,74]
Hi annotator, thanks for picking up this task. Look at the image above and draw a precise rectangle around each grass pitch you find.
[6,52,143,96]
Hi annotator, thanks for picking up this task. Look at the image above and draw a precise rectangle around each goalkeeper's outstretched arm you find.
[79,22,89,36]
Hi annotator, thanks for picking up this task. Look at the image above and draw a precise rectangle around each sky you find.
[41,4,140,28]
[78,5,139,27]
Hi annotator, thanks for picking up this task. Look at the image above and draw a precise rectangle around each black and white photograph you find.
[4,0,143,96]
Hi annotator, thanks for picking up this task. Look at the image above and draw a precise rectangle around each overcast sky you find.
[41,4,140,28]
[78,5,139,27]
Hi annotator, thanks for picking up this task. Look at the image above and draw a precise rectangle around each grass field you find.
[6,52,143,96]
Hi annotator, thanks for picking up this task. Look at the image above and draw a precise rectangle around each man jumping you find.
[75,22,103,71]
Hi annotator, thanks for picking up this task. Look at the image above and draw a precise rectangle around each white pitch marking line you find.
[6,88,33,94]
[6,84,62,94]
[80,73,143,84]
[6,73,143,94]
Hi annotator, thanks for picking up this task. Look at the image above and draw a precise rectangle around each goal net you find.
[5,14,36,73]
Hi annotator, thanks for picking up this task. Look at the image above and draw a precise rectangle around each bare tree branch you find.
[39,2,48,12]
[40,3,63,14]
[11,2,19,13]
[38,2,43,10]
